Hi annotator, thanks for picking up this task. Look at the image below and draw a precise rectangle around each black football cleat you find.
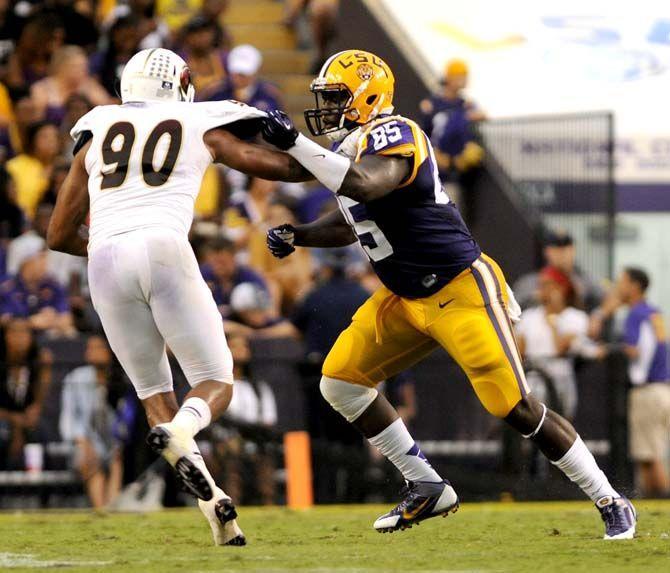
[374,479,459,533]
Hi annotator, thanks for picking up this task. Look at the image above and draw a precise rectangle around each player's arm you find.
[266,208,355,259]
[294,208,356,247]
[46,142,91,257]
[337,153,411,203]
[260,111,411,203]
[204,127,313,183]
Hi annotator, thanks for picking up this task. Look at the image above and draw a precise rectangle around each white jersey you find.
[71,100,266,250]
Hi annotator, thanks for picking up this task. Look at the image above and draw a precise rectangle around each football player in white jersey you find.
[46,48,311,545]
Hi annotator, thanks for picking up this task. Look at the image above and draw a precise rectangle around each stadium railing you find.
[475,112,616,281]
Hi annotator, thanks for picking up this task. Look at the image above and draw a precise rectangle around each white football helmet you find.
[120,48,195,104]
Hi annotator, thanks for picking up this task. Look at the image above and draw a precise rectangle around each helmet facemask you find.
[304,82,356,139]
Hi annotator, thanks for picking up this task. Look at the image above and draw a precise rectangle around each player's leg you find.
[320,288,459,532]
[88,238,220,508]
[88,237,177,414]
[146,234,245,545]
[432,255,635,539]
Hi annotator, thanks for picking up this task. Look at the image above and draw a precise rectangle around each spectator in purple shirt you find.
[592,267,670,497]
[199,237,268,318]
[0,250,76,336]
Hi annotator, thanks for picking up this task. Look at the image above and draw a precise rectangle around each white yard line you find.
[0,552,112,569]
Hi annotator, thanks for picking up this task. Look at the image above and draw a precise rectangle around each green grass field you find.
[0,501,668,572]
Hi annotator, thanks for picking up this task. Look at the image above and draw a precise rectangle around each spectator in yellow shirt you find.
[6,121,61,218]
[0,92,40,161]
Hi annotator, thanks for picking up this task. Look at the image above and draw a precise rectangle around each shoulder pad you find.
[69,106,104,141]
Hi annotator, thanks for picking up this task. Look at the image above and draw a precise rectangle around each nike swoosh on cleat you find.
[313,154,326,158]
[401,498,431,520]
[439,298,455,309]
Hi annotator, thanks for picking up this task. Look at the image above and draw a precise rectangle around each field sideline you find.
[0,501,668,572]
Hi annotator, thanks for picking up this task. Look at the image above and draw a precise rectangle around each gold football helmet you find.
[304,49,395,139]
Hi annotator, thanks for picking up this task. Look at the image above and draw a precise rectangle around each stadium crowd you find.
[0,0,667,508]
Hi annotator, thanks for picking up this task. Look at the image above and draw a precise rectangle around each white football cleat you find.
[146,423,214,501]
[198,487,247,546]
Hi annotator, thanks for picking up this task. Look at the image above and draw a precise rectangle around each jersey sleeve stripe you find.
[397,120,429,188]
[375,143,416,157]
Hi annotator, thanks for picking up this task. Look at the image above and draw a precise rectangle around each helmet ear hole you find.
[366,94,377,105]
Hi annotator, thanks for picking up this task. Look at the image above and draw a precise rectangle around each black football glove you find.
[267,224,296,259]
[261,110,299,150]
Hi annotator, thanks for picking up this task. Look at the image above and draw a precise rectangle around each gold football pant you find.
[322,255,530,418]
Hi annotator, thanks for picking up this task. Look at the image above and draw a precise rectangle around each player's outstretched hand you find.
[261,110,299,150]
[267,224,296,258]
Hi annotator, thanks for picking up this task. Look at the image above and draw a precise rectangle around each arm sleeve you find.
[355,117,429,187]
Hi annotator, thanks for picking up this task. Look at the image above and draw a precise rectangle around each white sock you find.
[368,418,442,483]
[551,436,619,502]
[172,397,212,438]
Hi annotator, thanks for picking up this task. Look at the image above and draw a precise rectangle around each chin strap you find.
[521,403,547,439]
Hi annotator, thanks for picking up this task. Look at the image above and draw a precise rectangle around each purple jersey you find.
[0,275,69,318]
[335,115,480,299]
[420,95,473,157]
[624,301,669,385]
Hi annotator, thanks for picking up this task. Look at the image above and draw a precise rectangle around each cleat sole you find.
[147,427,213,501]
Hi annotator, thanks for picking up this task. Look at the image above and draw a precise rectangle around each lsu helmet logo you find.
[304,49,395,139]
[356,63,374,81]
